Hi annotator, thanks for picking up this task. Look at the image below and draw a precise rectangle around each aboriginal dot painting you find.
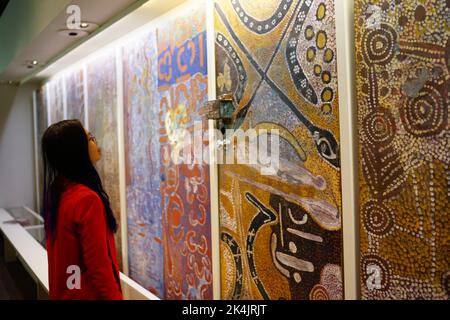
[46,76,65,125]
[86,49,123,269]
[157,4,213,299]
[35,86,49,212]
[355,0,450,299]
[215,0,343,300]
[123,30,165,297]
[65,67,85,125]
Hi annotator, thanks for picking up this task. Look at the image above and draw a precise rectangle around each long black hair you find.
[41,119,117,238]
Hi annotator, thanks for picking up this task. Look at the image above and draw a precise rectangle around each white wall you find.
[0,83,37,210]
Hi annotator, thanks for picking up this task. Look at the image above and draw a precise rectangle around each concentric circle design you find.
[314,64,322,76]
[363,201,394,236]
[306,47,316,62]
[322,71,331,84]
[309,284,330,300]
[362,23,397,66]
[363,108,396,147]
[316,30,327,49]
[316,3,326,20]
[400,85,447,137]
[305,25,315,40]
[321,87,333,102]
[321,103,332,115]
[323,48,334,63]
[361,254,391,292]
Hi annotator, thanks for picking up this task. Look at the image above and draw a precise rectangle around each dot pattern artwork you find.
[215,0,343,300]
[355,0,450,300]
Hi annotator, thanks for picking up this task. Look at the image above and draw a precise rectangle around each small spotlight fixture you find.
[25,60,38,69]
[59,22,96,38]
[59,29,89,38]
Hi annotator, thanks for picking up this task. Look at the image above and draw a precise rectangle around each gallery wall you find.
[0,83,37,210]
[33,0,449,300]
[35,0,213,300]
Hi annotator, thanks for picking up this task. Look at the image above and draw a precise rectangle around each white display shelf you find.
[0,208,48,291]
[0,208,159,300]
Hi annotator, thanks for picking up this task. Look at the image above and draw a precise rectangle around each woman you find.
[42,119,122,300]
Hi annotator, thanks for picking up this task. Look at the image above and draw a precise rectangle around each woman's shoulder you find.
[59,183,104,224]
[63,183,102,204]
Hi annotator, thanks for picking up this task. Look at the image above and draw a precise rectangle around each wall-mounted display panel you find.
[355,0,450,299]
[215,0,344,300]
[157,3,213,300]
[123,29,165,297]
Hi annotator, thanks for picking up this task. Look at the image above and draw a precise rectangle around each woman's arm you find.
[77,193,123,300]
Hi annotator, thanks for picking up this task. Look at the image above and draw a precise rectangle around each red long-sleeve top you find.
[46,183,123,300]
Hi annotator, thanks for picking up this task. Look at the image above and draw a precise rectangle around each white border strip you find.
[32,91,40,212]
[335,0,360,300]
[206,0,221,300]
[116,46,129,276]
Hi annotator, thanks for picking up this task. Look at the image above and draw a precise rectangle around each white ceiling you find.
[0,0,143,82]
[32,0,188,83]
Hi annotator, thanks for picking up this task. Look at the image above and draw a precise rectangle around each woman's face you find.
[85,129,101,163]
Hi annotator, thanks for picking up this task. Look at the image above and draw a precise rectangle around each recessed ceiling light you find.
[32,60,38,65]
[80,22,89,28]
[58,29,89,38]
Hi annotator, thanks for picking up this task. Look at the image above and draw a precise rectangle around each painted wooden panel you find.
[215,0,344,300]
[65,67,85,124]
[123,30,165,297]
[86,49,123,269]
[47,76,65,125]
[355,0,450,299]
[157,4,213,299]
